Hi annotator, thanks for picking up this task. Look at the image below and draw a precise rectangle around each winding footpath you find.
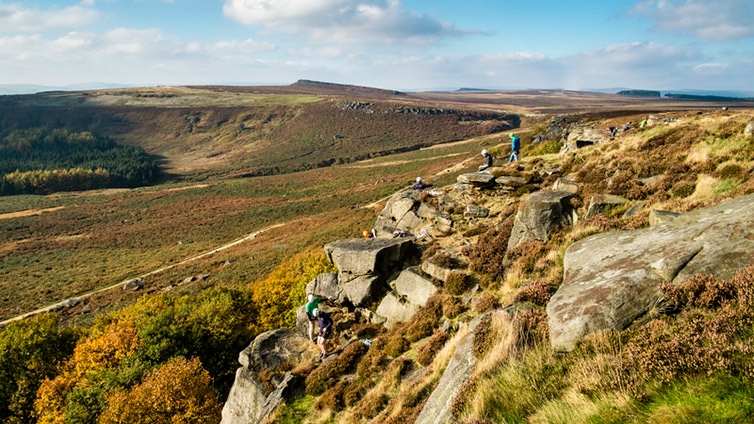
[0,223,284,326]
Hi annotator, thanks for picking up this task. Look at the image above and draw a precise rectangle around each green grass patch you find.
[638,374,754,424]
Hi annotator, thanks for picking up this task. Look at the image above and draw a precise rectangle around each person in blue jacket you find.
[508,133,521,164]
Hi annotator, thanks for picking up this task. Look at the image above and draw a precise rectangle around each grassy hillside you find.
[1,84,753,423]
[0,86,519,179]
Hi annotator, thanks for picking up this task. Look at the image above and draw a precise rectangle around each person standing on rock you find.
[312,308,333,359]
[508,133,521,164]
[305,294,321,343]
[478,149,493,172]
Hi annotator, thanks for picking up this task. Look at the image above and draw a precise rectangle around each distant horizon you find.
[1,1,752,94]
[2,81,754,99]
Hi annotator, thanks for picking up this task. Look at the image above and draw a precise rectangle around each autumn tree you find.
[0,314,78,424]
[98,357,222,424]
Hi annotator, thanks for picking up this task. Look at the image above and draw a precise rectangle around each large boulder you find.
[547,193,754,352]
[221,367,267,424]
[324,237,414,281]
[393,267,437,308]
[222,328,313,423]
[560,127,603,154]
[305,272,339,300]
[508,191,578,250]
[374,190,435,237]
[375,267,437,327]
[375,292,418,328]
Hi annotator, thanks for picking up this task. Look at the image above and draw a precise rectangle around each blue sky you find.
[1,0,753,93]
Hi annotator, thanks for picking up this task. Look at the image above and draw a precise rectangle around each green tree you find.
[0,314,78,423]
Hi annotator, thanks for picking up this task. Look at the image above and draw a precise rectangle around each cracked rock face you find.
[547,193,754,352]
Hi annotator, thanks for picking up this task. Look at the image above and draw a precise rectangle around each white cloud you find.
[692,62,729,73]
[222,0,471,45]
[557,41,700,89]
[631,0,754,41]
[223,0,348,24]
[0,2,99,33]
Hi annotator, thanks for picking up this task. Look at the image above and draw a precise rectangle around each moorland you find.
[1,81,753,423]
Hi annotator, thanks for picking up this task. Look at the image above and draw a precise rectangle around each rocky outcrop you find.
[648,209,682,226]
[376,267,437,327]
[552,175,579,193]
[560,127,603,154]
[547,193,754,352]
[324,238,414,279]
[322,237,414,307]
[508,190,579,250]
[374,190,434,237]
[305,272,339,300]
[221,328,314,423]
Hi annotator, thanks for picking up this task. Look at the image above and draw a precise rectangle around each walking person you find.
[508,133,521,164]
[312,308,333,359]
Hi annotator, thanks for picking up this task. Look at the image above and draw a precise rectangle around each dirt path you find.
[0,206,66,220]
[0,223,284,326]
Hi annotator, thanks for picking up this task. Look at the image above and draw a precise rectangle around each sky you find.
[1,0,753,93]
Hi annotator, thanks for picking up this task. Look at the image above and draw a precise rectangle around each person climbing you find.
[312,308,333,359]
[412,176,427,190]
[305,294,321,343]
[508,133,521,164]
[478,149,493,172]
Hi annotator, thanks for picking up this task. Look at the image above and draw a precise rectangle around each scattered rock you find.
[585,193,629,219]
[622,201,645,218]
[463,204,489,218]
[122,278,144,291]
[552,175,579,193]
[508,190,579,250]
[456,173,496,186]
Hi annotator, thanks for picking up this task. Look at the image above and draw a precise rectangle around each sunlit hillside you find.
[0,83,752,423]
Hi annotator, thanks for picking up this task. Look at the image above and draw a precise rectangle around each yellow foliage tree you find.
[98,356,222,424]
[250,249,336,333]
[34,317,139,424]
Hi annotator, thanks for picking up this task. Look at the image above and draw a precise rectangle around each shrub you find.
[472,315,494,359]
[313,379,348,411]
[416,330,449,366]
[445,271,470,295]
[384,335,411,358]
[514,279,555,307]
[442,295,465,319]
[305,341,368,395]
[506,240,548,275]
[0,314,78,423]
[468,221,514,281]
[404,295,443,342]
[474,292,499,314]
